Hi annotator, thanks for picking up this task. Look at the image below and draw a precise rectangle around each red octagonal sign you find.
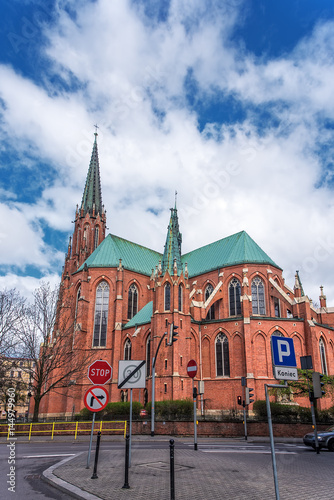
[88,360,112,385]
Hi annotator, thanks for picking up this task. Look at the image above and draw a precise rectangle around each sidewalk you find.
[42,435,334,500]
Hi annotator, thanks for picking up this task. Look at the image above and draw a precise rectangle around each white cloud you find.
[0,0,334,307]
[0,273,61,302]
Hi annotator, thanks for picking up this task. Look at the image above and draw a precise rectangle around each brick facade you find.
[38,136,334,418]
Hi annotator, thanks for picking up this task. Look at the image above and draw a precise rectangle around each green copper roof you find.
[81,133,103,216]
[78,230,279,277]
[161,207,182,275]
[77,234,162,275]
[123,301,153,329]
[181,231,280,277]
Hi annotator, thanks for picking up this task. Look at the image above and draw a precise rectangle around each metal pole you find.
[243,405,247,441]
[310,399,320,454]
[91,431,101,479]
[265,384,280,500]
[129,388,133,466]
[86,412,96,469]
[169,439,175,500]
[151,356,156,437]
[151,332,167,437]
[193,379,197,451]
[122,434,130,489]
[306,370,320,454]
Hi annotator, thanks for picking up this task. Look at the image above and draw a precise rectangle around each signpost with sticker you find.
[118,360,146,466]
[266,334,298,500]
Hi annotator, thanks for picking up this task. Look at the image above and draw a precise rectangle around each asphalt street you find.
[0,437,333,499]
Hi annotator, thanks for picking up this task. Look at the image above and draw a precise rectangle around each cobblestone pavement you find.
[43,437,334,500]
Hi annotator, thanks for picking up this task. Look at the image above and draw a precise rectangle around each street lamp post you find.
[151,332,167,437]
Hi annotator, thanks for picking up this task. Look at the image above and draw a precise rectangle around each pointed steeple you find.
[295,270,305,296]
[161,198,182,276]
[81,132,103,217]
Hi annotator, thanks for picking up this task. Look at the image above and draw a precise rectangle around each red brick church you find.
[39,133,334,418]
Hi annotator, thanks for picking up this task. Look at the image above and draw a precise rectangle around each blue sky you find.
[1,0,334,306]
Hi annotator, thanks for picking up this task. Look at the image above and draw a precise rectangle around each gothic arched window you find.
[164,282,171,311]
[319,338,328,375]
[251,277,266,315]
[178,285,183,312]
[73,286,81,347]
[215,333,230,377]
[229,278,241,316]
[124,338,132,360]
[83,225,89,248]
[128,284,138,319]
[94,226,99,250]
[205,283,215,320]
[93,281,109,347]
[146,335,151,377]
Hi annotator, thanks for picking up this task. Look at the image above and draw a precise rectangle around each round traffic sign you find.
[88,360,112,385]
[84,386,109,412]
[187,359,197,378]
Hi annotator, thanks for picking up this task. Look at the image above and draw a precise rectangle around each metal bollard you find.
[122,434,130,489]
[91,431,101,479]
[169,439,175,500]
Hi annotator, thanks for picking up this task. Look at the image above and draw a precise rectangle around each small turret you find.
[319,285,327,308]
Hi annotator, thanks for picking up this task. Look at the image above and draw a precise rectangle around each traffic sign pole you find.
[129,388,133,467]
[265,381,288,500]
[193,379,197,451]
[86,412,96,469]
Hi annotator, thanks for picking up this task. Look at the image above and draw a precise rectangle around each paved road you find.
[0,438,333,499]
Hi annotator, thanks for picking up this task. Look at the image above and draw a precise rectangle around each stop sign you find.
[187,359,197,378]
[88,360,112,385]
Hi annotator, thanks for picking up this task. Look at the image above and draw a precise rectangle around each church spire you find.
[161,200,182,276]
[81,131,103,217]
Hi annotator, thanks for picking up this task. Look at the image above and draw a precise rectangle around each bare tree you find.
[18,282,93,422]
[0,288,26,356]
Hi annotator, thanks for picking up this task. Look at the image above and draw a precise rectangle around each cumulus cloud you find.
[0,0,334,306]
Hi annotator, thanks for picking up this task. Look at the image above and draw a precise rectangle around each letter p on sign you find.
[277,339,290,363]
[271,335,297,368]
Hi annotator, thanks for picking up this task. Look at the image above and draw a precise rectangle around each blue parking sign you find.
[271,336,297,367]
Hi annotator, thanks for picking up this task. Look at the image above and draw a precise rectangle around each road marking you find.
[22,454,76,458]
[201,449,297,454]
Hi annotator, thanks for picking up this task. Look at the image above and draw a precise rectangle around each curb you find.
[42,452,102,500]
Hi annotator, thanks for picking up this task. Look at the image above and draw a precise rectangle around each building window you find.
[76,228,81,254]
[127,284,138,319]
[287,309,293,318]
[274,297,280,317]
[94,227,99,250]
[164,383,167,393]
[251,277,266,315]
[319,338,327,375]
[146,336,151,377]
[73,286,81,345]
[205,283,215,320]
[178,285,183,312]
[93,281,109,347]
[124,339,132,360]
[165,359,168,370]
[18,371,22,378]
[83,225,89,248]
[215,333,230,377]
[229,278,241,316]
[164,282,171,311]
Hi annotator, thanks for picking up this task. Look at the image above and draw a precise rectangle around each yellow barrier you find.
[0,420,127,440]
